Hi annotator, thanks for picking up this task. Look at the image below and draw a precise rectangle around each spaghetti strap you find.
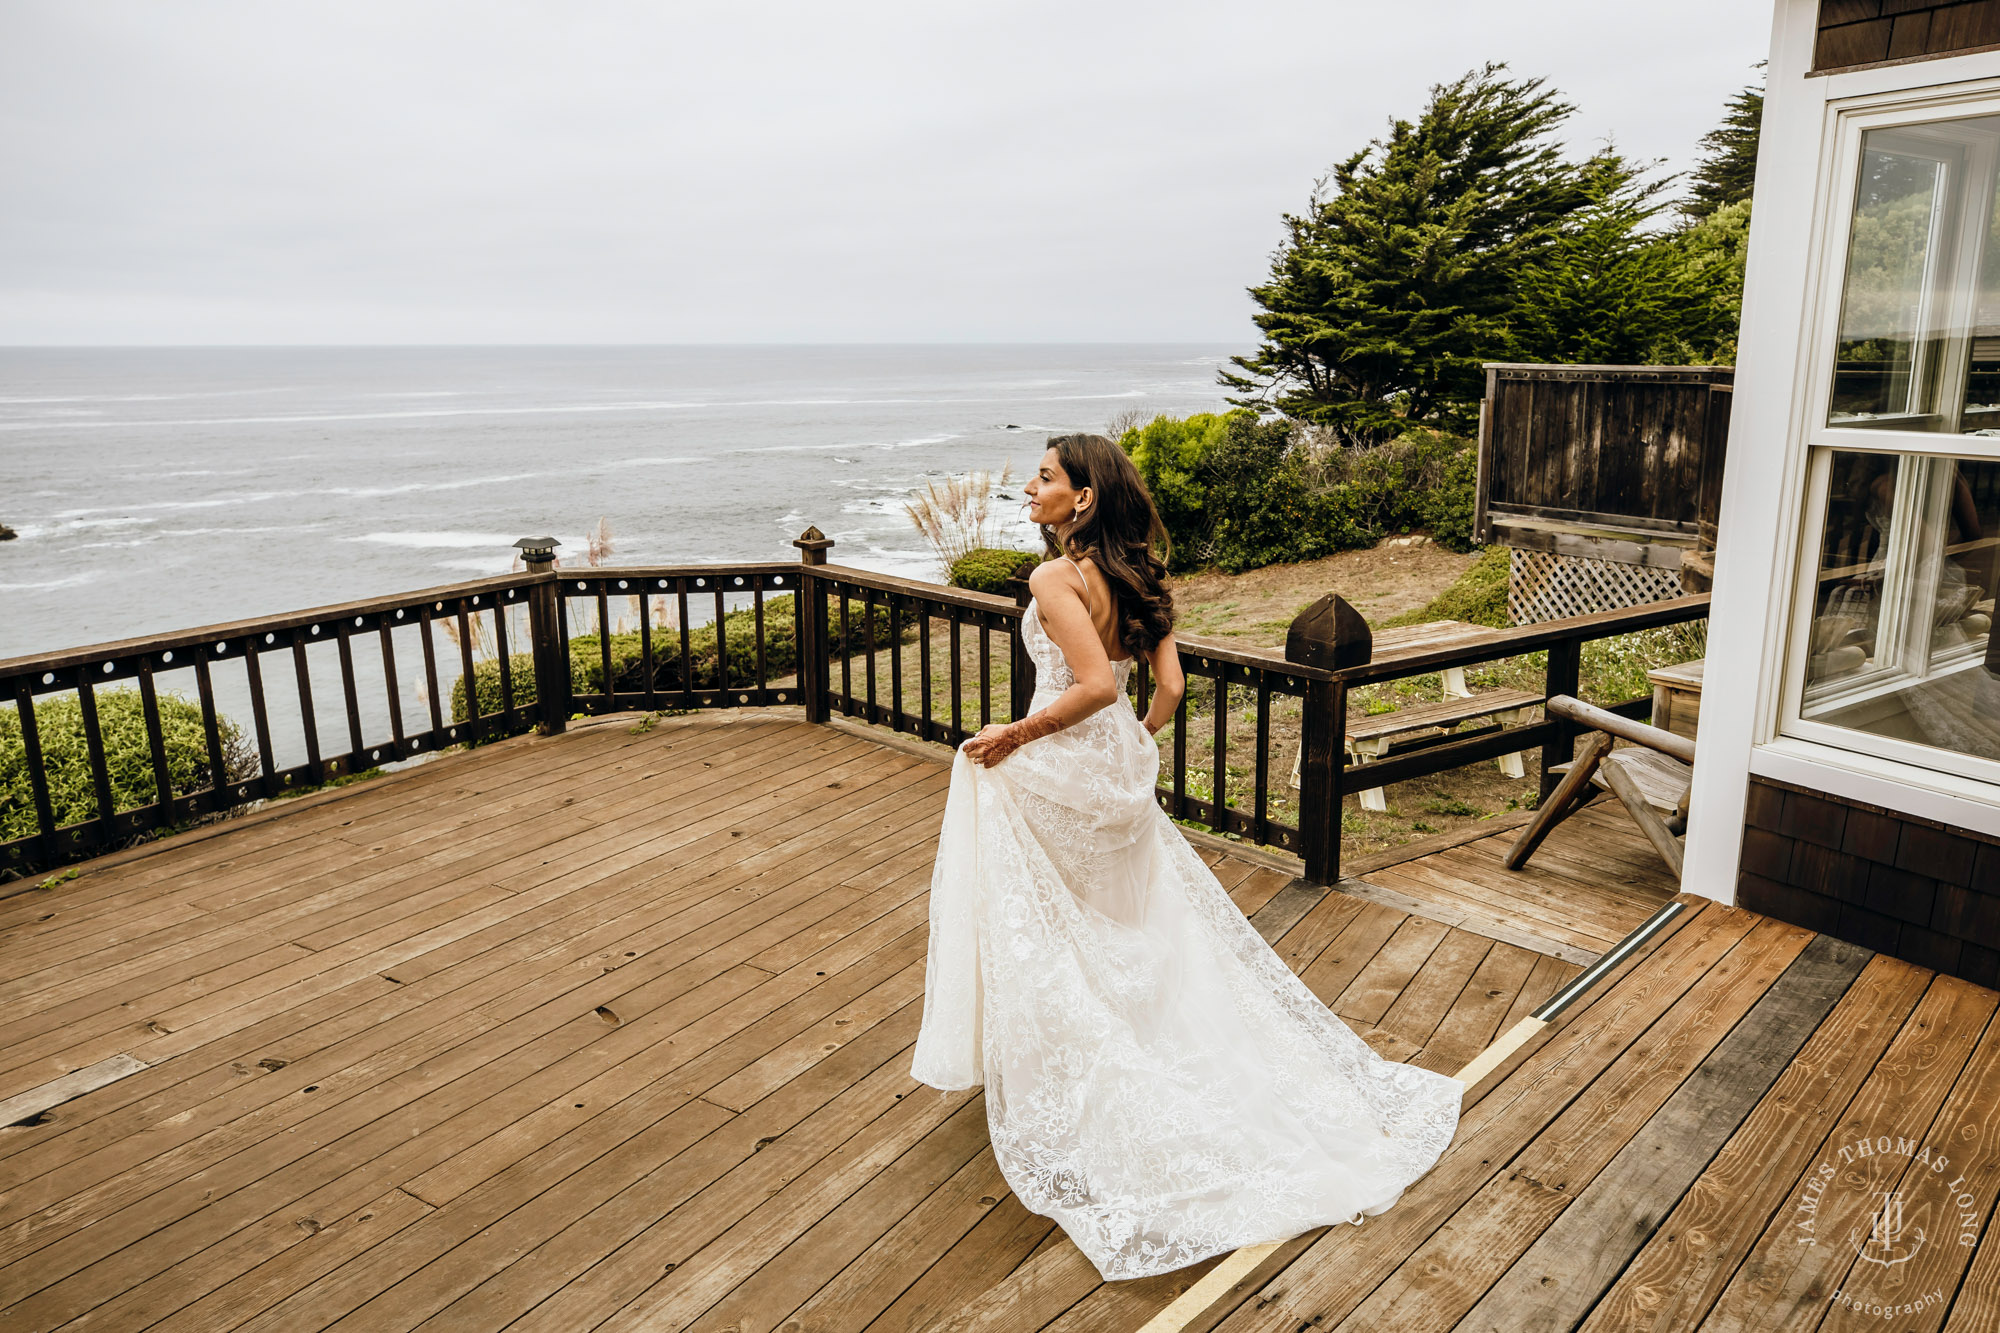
[1062,555,1092,615]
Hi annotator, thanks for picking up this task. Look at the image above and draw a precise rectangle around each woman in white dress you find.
[910,433,1463,1282]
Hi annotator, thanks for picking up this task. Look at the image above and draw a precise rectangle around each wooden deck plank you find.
[1306,915,1816,1333]
[1575,952,1932,1333]
[9,714,1980,1333]
[1699,974,1999,1332]
[0,748,938,1299]
[1202,898,1739,1331]
[1456,931,1873,1331]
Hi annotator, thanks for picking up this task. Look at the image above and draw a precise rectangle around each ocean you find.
[0,344,1238,661]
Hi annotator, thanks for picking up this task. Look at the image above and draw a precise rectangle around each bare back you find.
[1059,555,1132,664]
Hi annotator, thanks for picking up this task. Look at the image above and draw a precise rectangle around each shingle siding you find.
[1736,775,2000,987]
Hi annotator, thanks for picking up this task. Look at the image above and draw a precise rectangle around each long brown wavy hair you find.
[1039,433,1175,656]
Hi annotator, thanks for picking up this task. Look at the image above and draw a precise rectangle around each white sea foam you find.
[345,532,526,550]
[321,473,545,498]
[0,572,102,591]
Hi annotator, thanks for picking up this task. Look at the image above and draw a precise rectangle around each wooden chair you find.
[1504,695,1696,880]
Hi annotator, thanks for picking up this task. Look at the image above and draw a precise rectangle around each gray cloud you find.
[0,0,1770,344]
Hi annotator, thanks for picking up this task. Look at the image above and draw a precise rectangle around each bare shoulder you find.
[1028,557,1085,600]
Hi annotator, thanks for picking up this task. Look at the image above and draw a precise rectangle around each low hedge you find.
[1,688,256,841]
[451,594,906,727]
[949,548,1043,594]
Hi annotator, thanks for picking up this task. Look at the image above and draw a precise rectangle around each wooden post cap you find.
[793,525,834,565]
[1285,593,1372,669]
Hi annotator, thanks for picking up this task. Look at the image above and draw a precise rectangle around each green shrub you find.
[1,688,257,841]
[949,548,1043,593]
[1116,414,1480,571]
[449,593,907,731]
[1383,545,1511,629]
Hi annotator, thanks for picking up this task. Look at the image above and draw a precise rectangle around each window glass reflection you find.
[1804,450,2000,763]
[1827,118,2000,435]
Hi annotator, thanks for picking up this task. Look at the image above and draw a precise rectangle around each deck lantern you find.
[513,536,560,572]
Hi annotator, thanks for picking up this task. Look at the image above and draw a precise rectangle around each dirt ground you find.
[1166,537,1476,644]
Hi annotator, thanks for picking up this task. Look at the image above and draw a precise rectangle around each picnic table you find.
[1288,619,1543,812]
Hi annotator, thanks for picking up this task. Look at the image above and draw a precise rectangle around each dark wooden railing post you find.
[793,525,835,723]
[1006,558,1038,721]
[1540,635,1583,802]
[1287,593,1372,885]
[515,537,568,737]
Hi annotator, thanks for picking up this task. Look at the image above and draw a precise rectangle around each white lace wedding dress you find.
[910,588,1465,1281]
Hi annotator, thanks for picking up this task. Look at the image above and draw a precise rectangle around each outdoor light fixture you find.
[513,536,560,570]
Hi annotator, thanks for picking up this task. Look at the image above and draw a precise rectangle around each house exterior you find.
[1687,0,2000,985]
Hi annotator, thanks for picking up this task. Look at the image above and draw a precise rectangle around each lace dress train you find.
[909,597,1464,1281]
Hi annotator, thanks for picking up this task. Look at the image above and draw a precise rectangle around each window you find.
[1785,111,2000,787]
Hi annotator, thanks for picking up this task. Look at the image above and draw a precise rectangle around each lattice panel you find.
[1508,548,1684,625]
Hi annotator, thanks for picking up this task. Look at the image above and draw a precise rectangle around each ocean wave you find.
[52,493,298,518]
[597,456,708,469]
[322,472,545,497]
[435,556,519,573]
[0,571,103,591]
[0,387,1160,433]
[345,531,526,550]
[160,524,327,536]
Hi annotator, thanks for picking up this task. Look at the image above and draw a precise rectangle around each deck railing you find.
[0,526,1707,886]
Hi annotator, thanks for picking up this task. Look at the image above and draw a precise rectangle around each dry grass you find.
[904,464,1017,578]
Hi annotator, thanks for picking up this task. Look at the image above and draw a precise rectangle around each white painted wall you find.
[1682,0,2000,902]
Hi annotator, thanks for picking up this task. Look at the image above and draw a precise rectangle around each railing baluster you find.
[11,682,58,855]
[293,634,324,783]
[754,583,767,700]
[889,598,904,732]
[979,622,991,727]
[135,656,175,815]
[640,584,657,711]
[598,583,615,707]
[678,581,694,708]
[917,609,932,739]
[948,615,962,742]
[75,679,117,837]
[713,584,728,700]
[839,591,852,712]
[1255,681,1271,845]
[335,622,366,760]
[1172,686,1188,819]
[455,605,481,743]
[244,643,278,793]
[1212,672,1228,833]
[192,655,229,798]
[418,608,446,735]
[494,605,515,721]
[380,622,407,748]
[863,587,878,722]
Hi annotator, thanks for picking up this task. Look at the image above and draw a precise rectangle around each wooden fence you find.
[0,528,1707,888]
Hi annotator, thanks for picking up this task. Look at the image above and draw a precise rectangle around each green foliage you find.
[1683,75,1762,223]
[1383,544,1511,629]
[1117,415,1480,570]
[1223,64,1600,444]
[1225,63,1754,439]
[949,548,1043,594]
[1,688,256,841]
[1119,412,1239,556]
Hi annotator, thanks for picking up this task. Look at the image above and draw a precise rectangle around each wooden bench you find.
[1288,684,1543,812]
[1342,687,1543,811]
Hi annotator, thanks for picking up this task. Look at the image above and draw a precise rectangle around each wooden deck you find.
[0,712,1994,1331]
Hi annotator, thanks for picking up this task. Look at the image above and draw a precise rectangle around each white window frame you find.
[1774,90,2000,796]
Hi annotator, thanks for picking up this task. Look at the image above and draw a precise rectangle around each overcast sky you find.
[0,2,1773,345]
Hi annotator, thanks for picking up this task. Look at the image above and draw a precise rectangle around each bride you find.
[910,432,1464,1282]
